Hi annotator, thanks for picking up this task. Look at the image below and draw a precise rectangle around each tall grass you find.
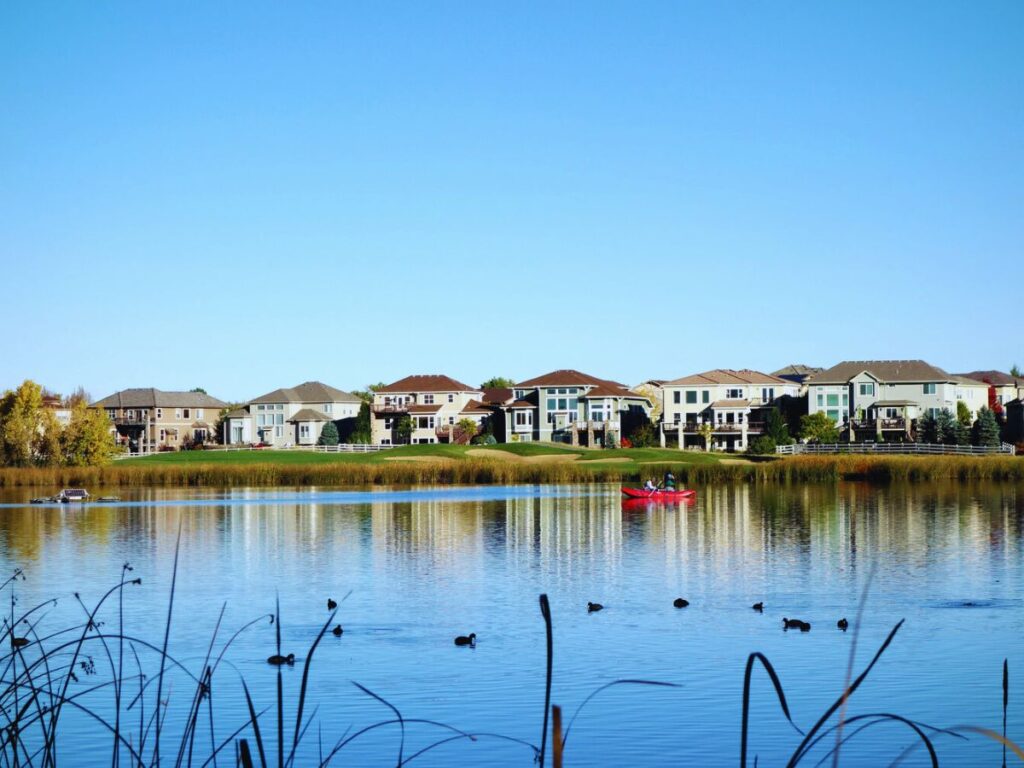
[1,455,1022,489]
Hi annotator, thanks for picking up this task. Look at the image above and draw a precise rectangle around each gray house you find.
[92,388,229,452]
[224,381,361,447]
[807,360,972,442]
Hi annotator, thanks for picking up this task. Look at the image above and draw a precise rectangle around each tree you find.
[37,409,63,466]
[951,420,970,446]
[351,383,386,404]
[1011,364,1021,378]
[318,421,340,446]
[190,387,208,395]
[396,415,414,444]
[60,403,118,466]
[628,421,657,448]
[765,409,794,445]
[972,407,1001,447]
[800,412,840,444]
[747,436,777,455]
[956,400,972,427]
[456,417,478,444]
[480,377,515,389]
[66,387,91,408]
[916,411,938,443]
[698,422,714,452]
[346,403,372,444]
[934,409,956,445]
[0,380,46,467]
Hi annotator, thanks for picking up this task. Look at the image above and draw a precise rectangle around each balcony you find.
[667,421,765,433]
[371,403,410,415]
[852,418,907,431]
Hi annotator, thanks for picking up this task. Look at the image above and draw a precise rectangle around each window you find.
[685,391,697,404]
[673,391,681,404]
[726,388,743,399]
[557,398,567,410]
[423,394,435,404]
[197,409,203,419]
[841,394,848,406]
[384,418,393,429]
[275,426,283,437]
[106,409,117,420]
[826,409,840,422]
[859,383,875,396]
[569,398,578,410]
[827,394,839,407]
[816,394,823,407]
[159,429,166,442]
[514,390,525,399]
[156,408,163,419]
[702,391,710,403]
[448,394,454,403]
[126,409,135,420]
[300,425,310,438]
[923,383,936,395]
[515,411,532,426]
[175,409,182,419]
[323,404,332,414]
[557,388,567,395]
[547,398,556,410]
[183,408,191,419]
[762,388,774,402]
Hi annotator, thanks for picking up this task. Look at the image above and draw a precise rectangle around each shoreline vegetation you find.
[0,444,1022,488]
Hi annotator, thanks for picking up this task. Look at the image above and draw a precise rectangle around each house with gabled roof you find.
[224,381,361,447]
[92,388,229,453]
[370,375,486,445]
[772,364,823,395]
[660,370,798,451]
[808,360,966,441]
[501,369,652,446]
[952,370,1024,410]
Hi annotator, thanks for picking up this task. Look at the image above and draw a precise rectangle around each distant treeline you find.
[1,455,1022,489]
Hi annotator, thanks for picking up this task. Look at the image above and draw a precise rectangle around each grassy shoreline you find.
[0,448,1021,488]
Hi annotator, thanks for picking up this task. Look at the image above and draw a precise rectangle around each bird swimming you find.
[752,602,764,612]
[783,618,811,632]
[673,598,689,608]
[837,618,848,631]
[327,598,337,611]
[332,624,343,636]
[587,602,604,613]
[454,633,476,647]
[267,653,295,666]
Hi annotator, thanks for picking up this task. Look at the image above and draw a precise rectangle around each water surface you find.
[0,482,1020,766]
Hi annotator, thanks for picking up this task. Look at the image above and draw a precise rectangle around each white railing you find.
[776,442,1016,456]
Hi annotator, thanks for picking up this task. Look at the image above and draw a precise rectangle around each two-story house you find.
[500,369,651,446]
[807,360,964,441]
[660,370,798,451]
[370,375,485,445]
[92,388,229,453]
[953,370,1024,411]
[224,381,362,447]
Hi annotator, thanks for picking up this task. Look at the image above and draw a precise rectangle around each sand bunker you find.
[382,456,457,464]
[466,449,523,461]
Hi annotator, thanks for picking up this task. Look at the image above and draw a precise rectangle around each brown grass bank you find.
[0,454,1022,489]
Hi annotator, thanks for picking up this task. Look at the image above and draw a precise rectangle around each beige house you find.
[224,381,362,447]
[661,370,798,451]
[92,388,229,452]
[371,375,485,445]
[953,370,1024,410]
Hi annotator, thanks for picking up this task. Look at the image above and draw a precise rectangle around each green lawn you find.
[118,442,721,467]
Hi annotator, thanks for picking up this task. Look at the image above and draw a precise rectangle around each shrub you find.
[747,436,777,455]
[317,422,339,446]
[628,422,656,448]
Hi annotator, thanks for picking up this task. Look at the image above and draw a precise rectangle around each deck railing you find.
[776,442,1016,456]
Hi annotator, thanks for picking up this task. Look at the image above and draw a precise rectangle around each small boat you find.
[96,496,121,503]
[29,497,53,505]
[57,489,89,503]
[621,487,696,501]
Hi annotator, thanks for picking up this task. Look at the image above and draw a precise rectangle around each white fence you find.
[776,442,1016,457]
[114,443,393,459]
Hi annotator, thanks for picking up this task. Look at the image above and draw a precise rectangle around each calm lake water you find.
[0,482,1021,766]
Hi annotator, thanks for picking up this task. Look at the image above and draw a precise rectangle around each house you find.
[500,369,652,446]
[370,375,486,445]
[772,365,823,395]
[808,360,965,442]
[224,381,362,447]
[951,376,991,421]
[952,370,1024,411]
[42,395,72,427]
[633,380,667,422]
[92,388,229,452]
[660,370,799,451]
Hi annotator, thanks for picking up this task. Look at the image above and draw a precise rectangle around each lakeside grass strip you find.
[0,455,1022,488]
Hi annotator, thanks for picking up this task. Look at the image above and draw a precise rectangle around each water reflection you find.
[0,482,1020,767]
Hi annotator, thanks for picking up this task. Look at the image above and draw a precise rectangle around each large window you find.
[514,411,532,426]
[923,383,937,395]
[547,398,556,410]
[859,383,875,396]
[826,394,839,407]
[423,394,435,404]
[761,387,774,402]
[685,391,697,404]
[826,409,840,422]
[726,388,743,399]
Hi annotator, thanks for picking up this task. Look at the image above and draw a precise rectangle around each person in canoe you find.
[644,479,657,492]
[661,471,676,491]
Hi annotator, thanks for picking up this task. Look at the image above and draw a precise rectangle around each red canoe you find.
[621,487,696,500]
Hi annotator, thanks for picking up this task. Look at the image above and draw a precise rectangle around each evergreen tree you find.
[480,377,515,389]
[347,403,372,444]
[318,421,339,446]
[955,400,972,427]
[396,415,414,444]
[951,420,970,446]
[916,411,938,443]
[765,408,794,445]
[934,409,956,445]
[972,407,1001,447]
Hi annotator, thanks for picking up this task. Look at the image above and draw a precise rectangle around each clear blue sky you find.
[2,2,1021,402]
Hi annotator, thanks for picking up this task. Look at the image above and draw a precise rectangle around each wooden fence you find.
[776,442,1017,456]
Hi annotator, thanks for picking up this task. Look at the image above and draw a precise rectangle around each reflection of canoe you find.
[621,487,696,501]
